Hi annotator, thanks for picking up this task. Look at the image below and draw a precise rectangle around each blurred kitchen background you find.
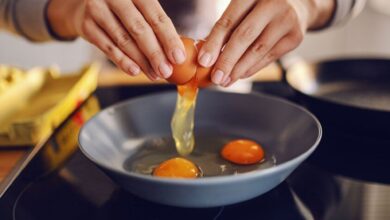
[1,0,390,73]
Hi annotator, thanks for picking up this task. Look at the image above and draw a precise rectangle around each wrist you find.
[304,0,336,30]
[47,0,80,40]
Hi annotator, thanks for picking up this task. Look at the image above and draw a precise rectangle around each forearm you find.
[0,0,52,41]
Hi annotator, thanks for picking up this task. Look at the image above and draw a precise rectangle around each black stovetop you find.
[1,82,389,220]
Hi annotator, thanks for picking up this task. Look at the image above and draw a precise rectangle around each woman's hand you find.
[48,0,186,80]
[198,0,335,87]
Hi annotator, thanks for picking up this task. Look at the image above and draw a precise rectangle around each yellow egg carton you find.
[0,63,100,147]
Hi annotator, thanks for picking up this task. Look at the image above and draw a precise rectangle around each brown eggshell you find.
[195,40,213,88]
[167,37,198,85]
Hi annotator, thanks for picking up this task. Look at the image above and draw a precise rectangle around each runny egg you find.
[167,36,213,87]
[153,157,200,178]
[221,139,265,165]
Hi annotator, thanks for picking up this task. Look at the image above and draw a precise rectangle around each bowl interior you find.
[79,90,321,179]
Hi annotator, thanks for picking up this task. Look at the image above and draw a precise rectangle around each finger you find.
[221,76,231,87]
[240,32,302,80]
[133,0,186,65]
[198,0,257,68]
[87,1,157,80]
[211,1,279,85]
[229,17,293,82]
[107,0,172,79]
[81,19,141,76]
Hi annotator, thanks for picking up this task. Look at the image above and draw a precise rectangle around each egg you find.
[167,37,198,85]
[221,139,265,165]
[195,40,212,88]
[153,157,200,178]
[167,37,213,87]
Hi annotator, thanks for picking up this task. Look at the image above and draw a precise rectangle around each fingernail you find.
[212,70,224,84]
[222,77,231,87]
[199,52,212,67]
[152,72,160,81]
[159,62,173,78]
[173,48,186,64]
[128,65,140,76]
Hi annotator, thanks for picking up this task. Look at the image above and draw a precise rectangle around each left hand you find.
[198,0,335,87]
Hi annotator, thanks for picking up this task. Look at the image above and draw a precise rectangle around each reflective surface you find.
[124,135,275,177]
[1,83,390,219]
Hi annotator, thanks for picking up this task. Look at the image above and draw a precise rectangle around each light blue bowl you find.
[79,90,321,207]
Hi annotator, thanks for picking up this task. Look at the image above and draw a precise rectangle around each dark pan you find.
[286,58,390,138]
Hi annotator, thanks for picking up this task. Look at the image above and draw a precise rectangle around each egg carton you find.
[0,63,100,147]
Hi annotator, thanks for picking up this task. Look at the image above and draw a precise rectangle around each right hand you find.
[48,0,186,80]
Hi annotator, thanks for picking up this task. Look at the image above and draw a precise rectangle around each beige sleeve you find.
[331,0,367,26]
[0,0,52,41]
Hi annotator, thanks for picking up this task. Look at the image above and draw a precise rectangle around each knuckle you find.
[99,43,119,62]
[150,13,171,29]
[81,21,92,36]
[149,50,163,62]
[203,40,218,52]
[216,16,235,30]
[85,0,97,11]
[251,41,269,54]
[286,7,297,19]
[128,19,148,37]
[113,29,132,48]
[290,30,304,45]
[266,51,278,62]
[217,56,235,69]
[118,56,128,67]
[166,36,178,46]
[235,26,257,41]
[104,44,116,55]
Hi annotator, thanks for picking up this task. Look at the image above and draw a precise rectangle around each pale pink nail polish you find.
[159,62,173,78]
[222,77,231,87]
[212,70,224,84]
[199,52,212,67]
[129,65,141,76]
[173,48,186,64]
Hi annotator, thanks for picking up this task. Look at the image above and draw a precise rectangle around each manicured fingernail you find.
[222,77,231,87]
[128,65,140,76]
[123,60,140,76]
[212,70,224,84]
[199,52,212,67]
[159,62,173,78]
[173,48,186,64]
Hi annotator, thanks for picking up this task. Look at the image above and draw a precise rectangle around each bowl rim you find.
[78,90,322,185]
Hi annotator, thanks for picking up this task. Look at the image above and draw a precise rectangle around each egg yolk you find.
[153,157,200,178]
[221,139,265,165]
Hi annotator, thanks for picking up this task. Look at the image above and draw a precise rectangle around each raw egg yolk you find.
[167,36,213,87]
[221,139,265,165]
[153,157,200,178]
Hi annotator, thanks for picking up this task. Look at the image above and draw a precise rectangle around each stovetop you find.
[1,82,390,220]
